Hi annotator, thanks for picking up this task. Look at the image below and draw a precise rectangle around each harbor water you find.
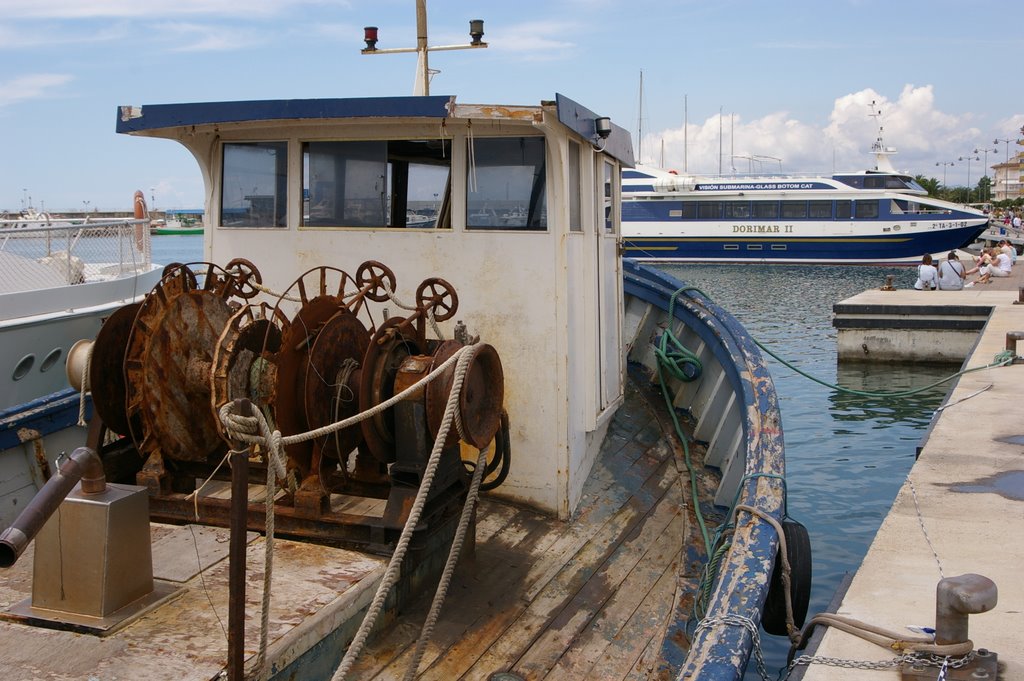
[151,237,950,678]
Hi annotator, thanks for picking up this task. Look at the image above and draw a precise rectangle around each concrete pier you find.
[800,262,1024,679]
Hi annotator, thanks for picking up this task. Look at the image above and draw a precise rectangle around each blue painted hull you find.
[623,222,988,264]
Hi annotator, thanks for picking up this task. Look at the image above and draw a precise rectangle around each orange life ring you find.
[133,190,147,250]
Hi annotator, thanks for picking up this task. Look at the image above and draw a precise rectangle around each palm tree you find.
[914,175,941,197]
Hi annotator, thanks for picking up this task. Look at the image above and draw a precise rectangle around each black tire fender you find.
[762,517,812,637]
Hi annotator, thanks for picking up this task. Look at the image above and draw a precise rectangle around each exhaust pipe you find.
[0,446,105,568]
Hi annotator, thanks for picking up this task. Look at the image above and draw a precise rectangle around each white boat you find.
[0,207,72,232]
[0,192,163,524]
[0,7,795,680]
[621,135,989,265]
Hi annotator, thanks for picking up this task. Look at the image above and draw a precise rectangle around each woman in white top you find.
[937,252,966,290]
[913,253,938,290]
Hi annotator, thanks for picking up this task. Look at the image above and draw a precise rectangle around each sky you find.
[2,0,1023,212]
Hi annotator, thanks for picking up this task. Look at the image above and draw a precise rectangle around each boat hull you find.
[623,220,988,264]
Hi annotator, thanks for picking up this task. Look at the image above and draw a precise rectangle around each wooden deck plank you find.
[617,564,682,681]
[536,509,682,680]
[513,498,683,679]
[427,454,678,680]
[351,506,558,679]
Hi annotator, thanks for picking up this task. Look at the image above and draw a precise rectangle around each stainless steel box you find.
[32,482,153,617]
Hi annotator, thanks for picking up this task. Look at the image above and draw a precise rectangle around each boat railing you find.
[0,218,152,294]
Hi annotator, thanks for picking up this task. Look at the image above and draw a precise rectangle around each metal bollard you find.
[1005,331,1024,362]
[934,573,997,646]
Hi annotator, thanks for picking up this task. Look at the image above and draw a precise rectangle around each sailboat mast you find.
[636,71,644,165]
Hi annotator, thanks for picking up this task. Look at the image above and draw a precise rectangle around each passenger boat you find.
[0,193,163,528]
[0,7,795,680]
[621,136,989,265]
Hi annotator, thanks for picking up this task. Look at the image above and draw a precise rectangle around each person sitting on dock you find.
[937,252,966,290]
[977,247,1012,284]
[913,254,938,290]
[999,239,1016,264]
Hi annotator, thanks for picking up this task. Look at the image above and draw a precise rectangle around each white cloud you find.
[0,0,339,19]
[488,21,579,60]
[154,22,264,52]
[0,73,73,108]
[643,85,1002,184]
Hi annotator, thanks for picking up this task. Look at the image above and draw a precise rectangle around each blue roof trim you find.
[116,96,454,134]
[554,93,635,167]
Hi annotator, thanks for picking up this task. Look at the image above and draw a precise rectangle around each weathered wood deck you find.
[0,377,716,680]
[351,380,717,680]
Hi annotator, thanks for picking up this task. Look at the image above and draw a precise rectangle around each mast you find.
[684,95,688,173]
[636,71,644,165]
[360,1,488,96]
[868,100,897,173]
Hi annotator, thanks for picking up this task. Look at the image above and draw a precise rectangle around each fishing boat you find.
[0,192,163,527]
[0,7,796,681]
[621,130,989,265]
[152,210,204,236]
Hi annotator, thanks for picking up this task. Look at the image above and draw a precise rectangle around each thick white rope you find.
[402,444,489,680]
[216,343,480,680]
[330,342,481,680]
[77,343,93,427]
[221,345,471,449]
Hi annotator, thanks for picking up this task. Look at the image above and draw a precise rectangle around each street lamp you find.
[936,161,955,188]
[958,155,980,204]
[994,137,1014,201]
[974,147,997,202]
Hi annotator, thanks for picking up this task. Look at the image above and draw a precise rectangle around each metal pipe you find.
[227,399,252,680]
[0,446,106,568]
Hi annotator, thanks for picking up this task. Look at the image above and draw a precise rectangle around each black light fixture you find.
[469,19,485,45]
[595,117,612,140]
[363,26,378,51]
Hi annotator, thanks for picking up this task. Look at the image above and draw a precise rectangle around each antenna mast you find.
[361,0,488,96]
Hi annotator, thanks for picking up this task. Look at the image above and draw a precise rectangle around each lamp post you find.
[994,137,1014,201]
[958,155,980,204]
[974,147,997,202]
[936,161,955,189]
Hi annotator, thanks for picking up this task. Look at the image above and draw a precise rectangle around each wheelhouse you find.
[117,93,634,518]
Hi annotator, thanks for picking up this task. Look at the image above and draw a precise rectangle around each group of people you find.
[913,240,1016,290]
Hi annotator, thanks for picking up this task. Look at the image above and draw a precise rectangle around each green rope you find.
[754,341,1015,398]
[654,286,713,558]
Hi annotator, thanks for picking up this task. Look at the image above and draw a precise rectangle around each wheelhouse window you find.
[603,159,616,233]
[467,137,546,230]
[303,140,450,228]
[569,140,582,232]
[221,142,288,228]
